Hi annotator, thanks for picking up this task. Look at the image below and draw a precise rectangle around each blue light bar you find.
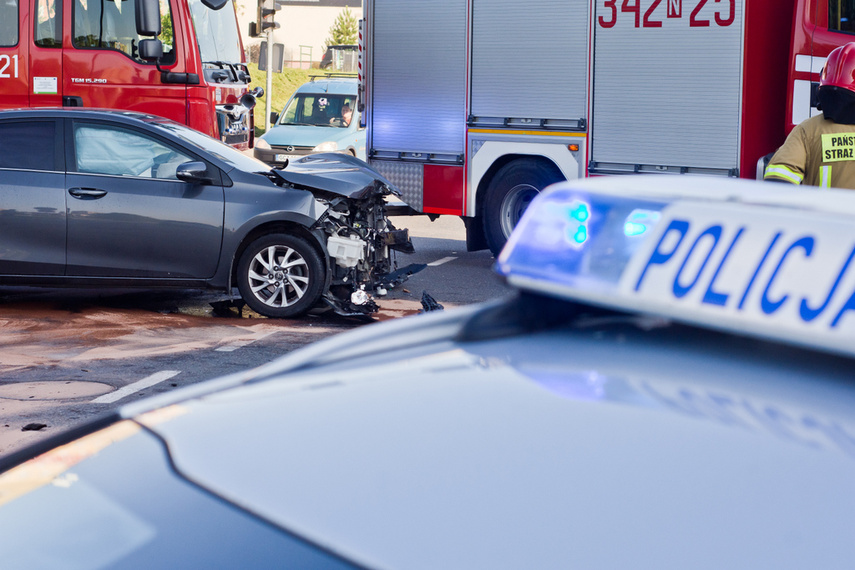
[497,186,669,294]
[496,176,855,360]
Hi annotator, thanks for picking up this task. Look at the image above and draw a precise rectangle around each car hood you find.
[135,313,855,570]
[261,125,348,148]
[271,153,399,200]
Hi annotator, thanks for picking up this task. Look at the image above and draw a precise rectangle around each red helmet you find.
[820,43,855,92]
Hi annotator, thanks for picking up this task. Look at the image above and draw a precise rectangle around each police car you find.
[0,175,854,569]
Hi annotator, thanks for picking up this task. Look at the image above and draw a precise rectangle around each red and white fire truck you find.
[360,0,855,254]
[0,0,260,149]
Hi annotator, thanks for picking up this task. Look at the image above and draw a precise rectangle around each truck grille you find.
[271,145,314,155]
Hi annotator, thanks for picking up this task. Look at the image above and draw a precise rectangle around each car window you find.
[279,94,356,128]
[73,0,176,64]
[152,119,271,173]
[830,0,855,33]
[0,0,18,47]
[188,0,241,65]
[34,0,61,48]
[0,121,57,171]
[74,123,193,179]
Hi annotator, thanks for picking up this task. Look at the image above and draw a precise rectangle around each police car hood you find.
[270,153,398,200]
[137,311,855,570]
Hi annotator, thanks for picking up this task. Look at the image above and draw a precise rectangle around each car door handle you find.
[69,188,108,199]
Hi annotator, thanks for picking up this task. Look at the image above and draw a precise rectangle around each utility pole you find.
[250,0,281,130]
[265,27,273,130]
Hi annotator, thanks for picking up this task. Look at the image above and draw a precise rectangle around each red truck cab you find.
[0,0,259,149]
[787,0,855,132]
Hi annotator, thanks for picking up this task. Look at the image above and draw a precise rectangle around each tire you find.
[236,234,325,318]
[482,159,564,256]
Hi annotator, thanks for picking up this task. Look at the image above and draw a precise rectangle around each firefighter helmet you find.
[820,43,855,92]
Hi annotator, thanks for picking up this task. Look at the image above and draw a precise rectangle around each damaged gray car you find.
[0,109,418,318]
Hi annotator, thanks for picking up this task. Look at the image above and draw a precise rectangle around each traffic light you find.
[256,0,281,34]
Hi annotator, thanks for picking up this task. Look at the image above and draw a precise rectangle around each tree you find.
[325,7,357,47]
[160,13,173,47]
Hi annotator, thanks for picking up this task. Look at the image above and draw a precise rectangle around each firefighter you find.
[765,42,855,189]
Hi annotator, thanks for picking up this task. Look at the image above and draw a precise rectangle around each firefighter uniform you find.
[765,114,855,189]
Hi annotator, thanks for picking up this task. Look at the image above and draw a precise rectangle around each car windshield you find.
[151,119,269,173]
[279,94,356,128]
[188,0,242,65]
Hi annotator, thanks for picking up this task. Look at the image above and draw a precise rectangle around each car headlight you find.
[255,138,271,150]
[313,141,339,152]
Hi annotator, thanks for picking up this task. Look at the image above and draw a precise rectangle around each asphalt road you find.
[0,213,512,458]
[385,213,512,308]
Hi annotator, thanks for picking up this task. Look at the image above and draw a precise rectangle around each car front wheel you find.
[236,234,325,318]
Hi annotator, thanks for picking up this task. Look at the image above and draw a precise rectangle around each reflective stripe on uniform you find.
[819,165,832,188]
[764,164,804,184]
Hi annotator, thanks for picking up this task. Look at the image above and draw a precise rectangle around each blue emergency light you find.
[496,175,855,360]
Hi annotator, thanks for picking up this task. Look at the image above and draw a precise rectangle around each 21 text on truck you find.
[360,0,854,255]
[0,0,261,150]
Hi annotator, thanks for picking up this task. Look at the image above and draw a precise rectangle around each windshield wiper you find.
[203,61,250,83]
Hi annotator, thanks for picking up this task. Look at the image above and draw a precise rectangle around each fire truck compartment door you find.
[591,0,744,174]
[369,0,466,156]
[470,0,588,125]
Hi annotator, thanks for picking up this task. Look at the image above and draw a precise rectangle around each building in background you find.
[236,0,362,68]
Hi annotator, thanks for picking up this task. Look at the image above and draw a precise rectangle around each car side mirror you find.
[135,0,161,36]
[269,111,279,125]
[176,162,213,184]
[139,39,163,62]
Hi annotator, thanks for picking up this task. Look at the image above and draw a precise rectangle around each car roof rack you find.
[309,72,357,81]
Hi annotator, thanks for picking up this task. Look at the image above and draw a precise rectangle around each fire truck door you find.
[0,0,28,109]
[29,0,63,106]
[62,0,185,122]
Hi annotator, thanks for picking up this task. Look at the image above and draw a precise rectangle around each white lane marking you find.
[428,256,457,267]
[215,330,278,352]
[92,370,181,404]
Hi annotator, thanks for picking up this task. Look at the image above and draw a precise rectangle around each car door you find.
[65,119,225,279]
[64,0,186,121]
[0,117,66,275]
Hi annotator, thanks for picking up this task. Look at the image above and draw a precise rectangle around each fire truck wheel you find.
[237,233,325,318]
[483,159,563,256]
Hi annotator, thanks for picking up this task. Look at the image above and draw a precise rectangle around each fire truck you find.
[359,0,855,254]
[0,0,260,149]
